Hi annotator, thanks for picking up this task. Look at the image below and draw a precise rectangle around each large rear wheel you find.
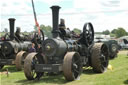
[63,52,82,81]
[91,43,109,73]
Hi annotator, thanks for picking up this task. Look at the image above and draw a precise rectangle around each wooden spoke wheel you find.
[63,52,82,81]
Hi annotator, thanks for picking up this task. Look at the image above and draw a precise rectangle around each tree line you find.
[34,24,81,38]
[34,24,128,38]
[2,24,127,39]
[102,27,128,38]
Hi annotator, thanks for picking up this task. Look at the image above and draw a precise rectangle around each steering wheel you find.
[82,22,94,47]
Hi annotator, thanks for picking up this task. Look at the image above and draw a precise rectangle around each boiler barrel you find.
[1,41,32,55]
[42,38,80,58]
[42,38,67,57]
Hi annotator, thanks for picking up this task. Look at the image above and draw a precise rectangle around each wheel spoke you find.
[74,69,79,74]
[100,50,108,69]
[74,59,80,64]
[32,70,36,77]
[100,56,105,61]
[101,65,105,71]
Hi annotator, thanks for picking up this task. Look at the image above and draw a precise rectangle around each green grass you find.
[1,52,128,85]
[0,32,5,37]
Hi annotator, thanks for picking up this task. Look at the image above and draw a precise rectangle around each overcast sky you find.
[1,0,128,32]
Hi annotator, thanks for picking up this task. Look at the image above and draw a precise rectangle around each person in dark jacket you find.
[15,27,24,42]
[28,43,36,53]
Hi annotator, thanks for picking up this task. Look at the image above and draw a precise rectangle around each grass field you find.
[0,50,128,85]
[0,32,5,37]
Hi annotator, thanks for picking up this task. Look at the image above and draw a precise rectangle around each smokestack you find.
[8,18,15,40]
[50,5,61,38]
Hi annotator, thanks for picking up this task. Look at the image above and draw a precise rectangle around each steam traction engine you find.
[0,18,32,70]
[24,6,109,81]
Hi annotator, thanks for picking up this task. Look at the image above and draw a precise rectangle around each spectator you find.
[28,43,36,53]
[15,27,24,41]
[59,19,66,30]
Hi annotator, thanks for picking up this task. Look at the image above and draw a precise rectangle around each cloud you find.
[74,0,101,12]
[1,0,128,32]
[1,0,31,15]
[1,0,33,32]
[101,0,128,9]
[100,0,120,7]
[36,0,66,6]
[72,0,128,32]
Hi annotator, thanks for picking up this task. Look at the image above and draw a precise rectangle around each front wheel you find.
[15,51,27,71]
[24,53,44,80]
[63,52,82,81]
